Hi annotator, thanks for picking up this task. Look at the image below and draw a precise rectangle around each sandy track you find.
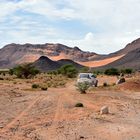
[0,94,44,138]
[0,78,140,140]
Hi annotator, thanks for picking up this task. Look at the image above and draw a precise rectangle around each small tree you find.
[58,64,78,78]
[120,68,133,74]
[104,68,120,76]
[80,67,90,73]
[93,70,103,75]
[10,64,39,79]
[76,82,90,94]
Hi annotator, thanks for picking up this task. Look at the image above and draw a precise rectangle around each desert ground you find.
[0,73,140,140]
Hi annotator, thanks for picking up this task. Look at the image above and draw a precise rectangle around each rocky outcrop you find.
[32,56,84,72]
[100,106,109,114]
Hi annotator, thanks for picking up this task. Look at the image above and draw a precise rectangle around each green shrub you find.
[104,68,120,76]
[10,64,40,79]
[76,82,90,94]
[93,70,103,75]
[9,69,14,75]
[120,68,133,74]
[75,103,84,107]
[80,67,90,73]
[32,84,39,89]
[47,70,58,75]
[58,64,78,78]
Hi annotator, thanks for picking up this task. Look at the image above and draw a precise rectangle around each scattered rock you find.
[116,78,125,85]
[75,103,84,107]
[0,125,3,129]
[79,135,85,139]
[100,106,109,115]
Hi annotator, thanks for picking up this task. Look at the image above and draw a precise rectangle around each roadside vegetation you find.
[76,82,90,94]
[104,68,133,76]
[48,64,78,78]
[9,64,40,78]
[0,63,135,92]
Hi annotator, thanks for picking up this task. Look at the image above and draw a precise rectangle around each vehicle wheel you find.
[95,81,98,87]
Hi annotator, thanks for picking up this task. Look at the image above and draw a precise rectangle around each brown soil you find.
[117,78,140,92]
[0,76,140,140]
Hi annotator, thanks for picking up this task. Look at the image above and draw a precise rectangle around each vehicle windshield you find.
[79,74,90,79]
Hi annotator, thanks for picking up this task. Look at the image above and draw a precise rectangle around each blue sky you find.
[0,0,140,54]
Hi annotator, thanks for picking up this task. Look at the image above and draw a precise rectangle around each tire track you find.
[0,94,44,135]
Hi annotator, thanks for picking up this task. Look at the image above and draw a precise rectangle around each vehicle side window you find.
[91,75,96,78]
[87,74,90,79]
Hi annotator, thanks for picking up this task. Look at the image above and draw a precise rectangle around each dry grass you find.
[34,73,68,88]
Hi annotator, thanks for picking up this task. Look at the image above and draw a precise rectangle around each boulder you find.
[100,106,109,114]
[116,78,125,85]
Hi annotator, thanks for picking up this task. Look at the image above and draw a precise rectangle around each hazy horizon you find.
[0,0,140,54]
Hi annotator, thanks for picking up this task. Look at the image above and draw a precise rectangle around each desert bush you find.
[120,68,133,74]
[47,70,58,75]
[57,64,78,78]
[80,67,90,73]
[41,86,48,91]
[0,77,4,80]
[58,81,66,86]
[10,64,40,79]
[13,81,17,84]
[32,84,39,89]
[75,103,84,107]
[104,68,120,76]
[112,83,116,86]
[33,73,67,88]
[93,70,103,75]
[9,69,14,75]
[76,82,90,94]
[103,82,108,87]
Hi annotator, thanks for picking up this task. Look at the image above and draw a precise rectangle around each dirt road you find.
[0,80,140,140]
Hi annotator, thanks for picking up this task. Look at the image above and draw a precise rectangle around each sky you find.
[0,0,140,54]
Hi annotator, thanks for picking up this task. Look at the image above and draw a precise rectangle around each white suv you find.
[77,73,98,87]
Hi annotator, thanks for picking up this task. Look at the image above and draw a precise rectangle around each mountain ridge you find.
[0,43,98,68]
[0,37,140,70]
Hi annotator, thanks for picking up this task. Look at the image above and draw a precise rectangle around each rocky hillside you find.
[0,43,98,68]
[0,37,140,70]
[100,48,140,70]
[96,39,140,70]
[109,38,140,56]
[32,56,84,72]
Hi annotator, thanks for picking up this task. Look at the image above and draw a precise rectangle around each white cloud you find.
[47,31,140,54]
[16,0,78,20]
[0,1,17,20]
[0,0,140,54]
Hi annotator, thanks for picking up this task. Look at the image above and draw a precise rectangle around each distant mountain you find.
[109,38,140,57]
[32,56,61,72]
[97,48,140,70]
[0,43,98,68]
[0,37,140,70]
[32,56,84,72]
[95,38,140,70]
